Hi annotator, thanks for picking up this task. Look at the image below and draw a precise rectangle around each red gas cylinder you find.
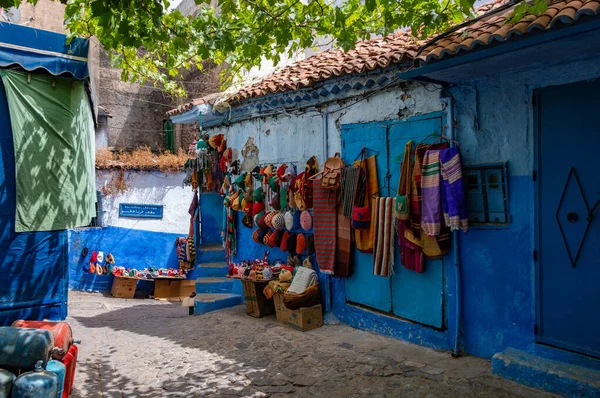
[11,320,73,360]
[60,344,78,397]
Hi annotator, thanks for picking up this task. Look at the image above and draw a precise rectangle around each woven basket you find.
[283,283,321,310]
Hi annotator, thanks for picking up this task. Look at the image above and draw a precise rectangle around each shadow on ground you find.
[68,296,555,398]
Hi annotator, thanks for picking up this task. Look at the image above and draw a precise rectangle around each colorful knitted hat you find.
[300,210,313,230]
[270,193,281,210]
[268,176,278,191]
[273,212,286,231]
[253,201,265,215]
[293,210,302,230]
[277,164,287,179]
[252,228,266,244]
[253,187,264,202]
[242,212,254,228]
[296,233,306,254]
[284,211,294,231]
[269,230,279,247]
[263,230,273,246]
[306,234,316,255]
[264,212,276,229]
[286,232,297,253]
[241,198,252,213]
[208,134,224,149]
[280,231,290,252]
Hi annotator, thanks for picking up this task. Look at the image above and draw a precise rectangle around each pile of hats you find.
[84,250,116,276]
[111,266,182,279]
[252,208,315,255]
[229,259,281,281]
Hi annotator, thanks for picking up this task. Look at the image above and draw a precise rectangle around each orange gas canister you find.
[11,321,73,360]
[60,344,77,397]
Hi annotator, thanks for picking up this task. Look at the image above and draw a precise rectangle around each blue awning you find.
[0,23,89,79]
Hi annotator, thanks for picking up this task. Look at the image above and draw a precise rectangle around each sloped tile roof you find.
[166,92,221,117]
[168,0,600,117]
[419,0,600,62]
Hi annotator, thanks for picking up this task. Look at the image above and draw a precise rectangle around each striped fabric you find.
[373,197,395,277]
[313,183,337,275]
[421,150,443,236]
[440,147,469,233]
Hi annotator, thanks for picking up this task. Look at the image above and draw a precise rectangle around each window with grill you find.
[464,163,509,226]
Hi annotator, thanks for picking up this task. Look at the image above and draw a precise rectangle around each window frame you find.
[463,162,510,228]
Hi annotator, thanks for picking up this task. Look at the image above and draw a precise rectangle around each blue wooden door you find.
[342,123,391,311]
[342,115,445,327]
[537,80,600,357]
[388,118,444,328]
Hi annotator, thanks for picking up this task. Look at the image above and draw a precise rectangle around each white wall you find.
[96,171,194,234]
[207,82,443,167]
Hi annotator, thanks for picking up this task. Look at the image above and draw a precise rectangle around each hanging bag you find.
[310,153,344,190]
[395,140,412,220]
[351,149,371,230]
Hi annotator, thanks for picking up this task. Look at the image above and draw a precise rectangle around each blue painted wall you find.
[0,80,68,325]
[68,226,181,292]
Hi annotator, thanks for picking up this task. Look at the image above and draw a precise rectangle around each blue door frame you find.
[534,79,600,359]
[340,112,449,329]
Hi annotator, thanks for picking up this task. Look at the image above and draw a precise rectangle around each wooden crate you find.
[241,279,274,318]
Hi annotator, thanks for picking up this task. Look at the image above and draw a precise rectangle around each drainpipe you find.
[442,96,462,358]
[320,109,332,317]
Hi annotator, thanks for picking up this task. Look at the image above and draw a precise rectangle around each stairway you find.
[193,244,243,315]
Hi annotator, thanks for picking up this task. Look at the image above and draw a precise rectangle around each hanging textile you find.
[372,197,395,277]
[340,166,359,218]
[421,149,443,236]
[353,156,379,253]
[404,143,450,259]
[398,221,425,273]
[164,120,174,153]
[225,207,236,263]
[335,204,352,277]
[440,147,469,233]
[313,183,336,275]
[1,70,96,232]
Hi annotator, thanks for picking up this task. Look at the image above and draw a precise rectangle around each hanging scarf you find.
[421,149,443,236]
[340,166,359,218]
[440,147,469,233]
[372,197,395,277]
[398,221,425,273]
[353,156,379,253]
[313,183,337,275]
[335,204,352,277]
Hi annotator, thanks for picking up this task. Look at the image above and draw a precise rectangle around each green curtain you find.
[1,70,96,232]
[164,119,174,153]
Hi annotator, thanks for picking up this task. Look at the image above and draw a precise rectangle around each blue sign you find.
[119,203,164,219]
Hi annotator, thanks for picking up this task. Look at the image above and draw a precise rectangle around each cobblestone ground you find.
[67,292,553,398]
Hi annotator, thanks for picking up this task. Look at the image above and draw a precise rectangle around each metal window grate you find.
[464,163,509,226]
[88,191,104,228]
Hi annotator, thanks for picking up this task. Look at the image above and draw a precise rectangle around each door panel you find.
[388,119,444,328]
[341,116,446,327]
[537,80,600,357]
[342,123,391,311]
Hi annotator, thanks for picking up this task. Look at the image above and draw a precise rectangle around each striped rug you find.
[313,183,337,275]
[372,197,395,277]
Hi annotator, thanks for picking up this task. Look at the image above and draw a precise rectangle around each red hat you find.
[277,164,287,179]
[280,231,290,252]
[253,201,265,215]
[296,233,306,254]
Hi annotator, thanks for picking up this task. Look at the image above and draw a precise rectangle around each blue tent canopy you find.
[170,103,218,124]
[0,23,89,79]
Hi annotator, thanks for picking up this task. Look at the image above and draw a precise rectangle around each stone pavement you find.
[67,292,554,398]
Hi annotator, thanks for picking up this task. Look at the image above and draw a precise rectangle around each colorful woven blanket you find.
[421,150,443,236]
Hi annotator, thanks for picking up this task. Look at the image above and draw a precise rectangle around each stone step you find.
[197,244,226,263]
[196,277,233,294]
[196,262,228,278]
[193,293,242,315]
[492,347,600,397]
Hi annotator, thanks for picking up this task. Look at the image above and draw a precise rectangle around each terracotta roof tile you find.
[420,0,600,62]
[168,0,600,116]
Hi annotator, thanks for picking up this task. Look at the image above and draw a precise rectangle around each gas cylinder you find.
[11,322,73,361]
[0,328,52,371]
[11,361,58,398]
[0,369,15,398]
[45,361,65,398]
[60,345,77,398]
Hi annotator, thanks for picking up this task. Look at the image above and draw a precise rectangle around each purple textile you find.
[440,147,469,233]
